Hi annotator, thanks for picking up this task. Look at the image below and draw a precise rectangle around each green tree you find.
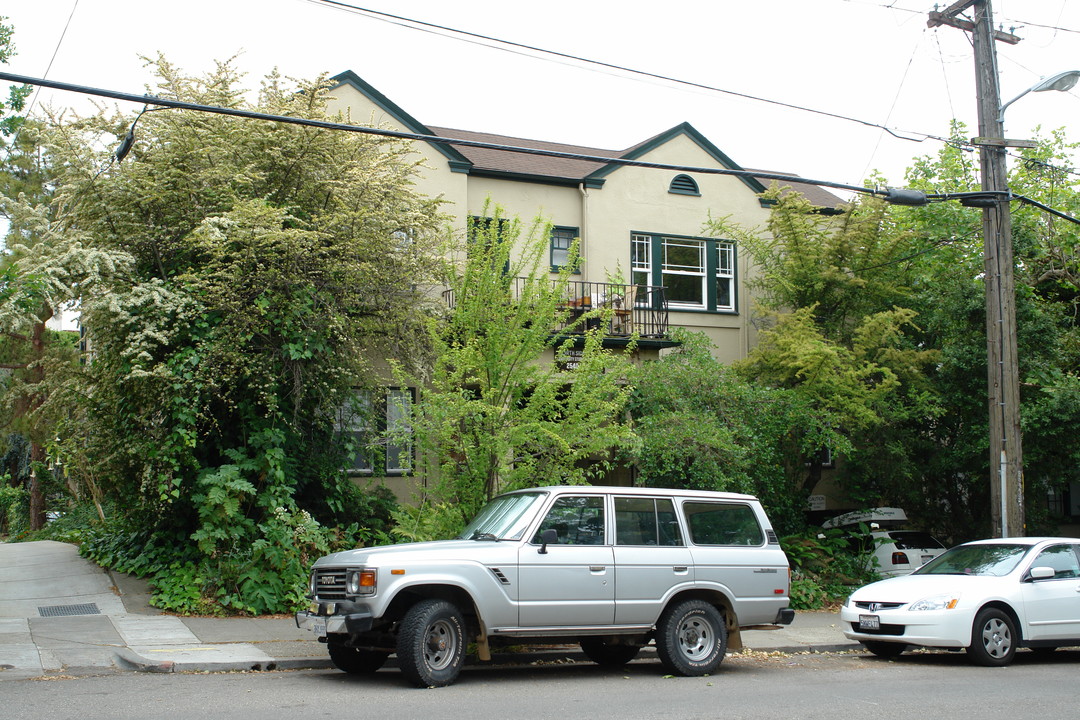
[625,330,844,535]
[398,206,638,534]
[709,190,941,504]
[22,57,443,612]
[889,124,1080,538]
[0,20,120,531]
[0,17,31,138]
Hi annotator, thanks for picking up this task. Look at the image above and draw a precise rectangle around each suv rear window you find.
[614,497,684,546]
[683,502,764,546]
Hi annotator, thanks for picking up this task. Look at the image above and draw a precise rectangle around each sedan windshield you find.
[457,492,547,541]
[915,543,1031,577]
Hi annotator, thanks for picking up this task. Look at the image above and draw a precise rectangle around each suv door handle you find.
[589,566,606,572]
[673,566,689,573]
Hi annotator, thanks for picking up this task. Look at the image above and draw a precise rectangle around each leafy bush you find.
[79,492,395,615]
[0,482,28,537]
[782,527,881,609]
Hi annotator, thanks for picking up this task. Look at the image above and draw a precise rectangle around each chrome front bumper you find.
[295,607,374,637]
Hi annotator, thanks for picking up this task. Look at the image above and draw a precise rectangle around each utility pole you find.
[929,0,1024,537]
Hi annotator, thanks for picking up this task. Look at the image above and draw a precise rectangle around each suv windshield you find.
[458,492,547,540]
[915,543,1031,577]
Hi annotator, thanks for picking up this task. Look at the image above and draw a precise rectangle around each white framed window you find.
[631,233,651,295]
[662,237,707,308]
[716,242,735,311]
[631,233,737,313]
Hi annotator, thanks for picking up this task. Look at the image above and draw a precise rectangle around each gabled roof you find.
[426,126,618,185]
[330,71,472,172]
[330,71,845,209]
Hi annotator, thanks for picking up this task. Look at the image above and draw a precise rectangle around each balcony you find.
[442,279,671,341]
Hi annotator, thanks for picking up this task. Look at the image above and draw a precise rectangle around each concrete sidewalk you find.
[0,540,859,681]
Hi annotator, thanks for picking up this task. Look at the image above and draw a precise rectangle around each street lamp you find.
[998,70,1080,122]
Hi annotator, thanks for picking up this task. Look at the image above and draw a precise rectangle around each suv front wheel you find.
[396,599,466,688]
[655,599,727,676]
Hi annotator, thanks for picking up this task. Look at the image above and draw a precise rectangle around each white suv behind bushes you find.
[296,485,794,687]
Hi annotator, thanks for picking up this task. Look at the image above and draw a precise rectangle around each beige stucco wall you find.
[327,81,773,367]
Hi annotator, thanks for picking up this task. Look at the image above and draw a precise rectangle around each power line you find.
[11,0,80,147]
[305,0,952,147]
[0,70,875,198]
[2,69,1077,226]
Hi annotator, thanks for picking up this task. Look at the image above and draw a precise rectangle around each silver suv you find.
[295,486,794,687]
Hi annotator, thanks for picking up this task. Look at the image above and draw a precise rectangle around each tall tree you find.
[625,329,844,535]
[398,206,638,534]
[24,57,444,612]
[0,18,92,531]
[708,190,941,508]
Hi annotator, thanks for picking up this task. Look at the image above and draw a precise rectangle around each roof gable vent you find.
[669,174,700,196]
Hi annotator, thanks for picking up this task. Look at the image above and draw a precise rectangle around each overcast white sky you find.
[1,0,1078,189]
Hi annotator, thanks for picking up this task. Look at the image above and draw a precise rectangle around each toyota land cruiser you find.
[295,485,793,687]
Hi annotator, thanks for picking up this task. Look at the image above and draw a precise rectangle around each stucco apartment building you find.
[327,71,845,494]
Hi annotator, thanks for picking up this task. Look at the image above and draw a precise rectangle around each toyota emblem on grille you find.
[319,575,339,585]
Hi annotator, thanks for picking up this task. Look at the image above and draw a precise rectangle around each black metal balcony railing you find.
[442,279,670,339]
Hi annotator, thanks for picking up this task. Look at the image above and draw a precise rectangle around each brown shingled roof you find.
[747,170,849,210]
[427,126,621,180]
[427,125,846,209]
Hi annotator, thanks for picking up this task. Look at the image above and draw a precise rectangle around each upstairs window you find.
[669,174,700,196]
[550,226,580,272]
[631,232,736,312]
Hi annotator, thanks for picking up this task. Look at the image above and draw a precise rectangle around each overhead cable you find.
[306,0,948,146]
[2,69,1077,226]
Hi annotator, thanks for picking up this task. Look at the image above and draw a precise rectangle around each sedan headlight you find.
[908,594,958,611]
[346,569,377,596]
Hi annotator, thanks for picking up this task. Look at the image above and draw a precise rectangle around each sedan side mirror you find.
[538,528,559,554]
[1028,566,1056,581]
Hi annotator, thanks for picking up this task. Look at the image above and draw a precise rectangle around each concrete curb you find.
[114,642,864,676]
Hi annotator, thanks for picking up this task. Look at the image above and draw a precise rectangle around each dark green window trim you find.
[550,226,580,273]
[630,232,737,313]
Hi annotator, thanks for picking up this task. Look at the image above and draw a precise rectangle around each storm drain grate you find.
[37,603,101,617]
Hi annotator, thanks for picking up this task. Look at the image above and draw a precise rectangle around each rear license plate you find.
[921,555,934,564]
[859,614,880,631]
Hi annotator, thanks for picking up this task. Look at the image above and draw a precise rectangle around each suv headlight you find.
[346,569,377,596]
[908,594,958,611]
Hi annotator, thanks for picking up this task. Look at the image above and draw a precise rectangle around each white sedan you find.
[841,537,1080,666]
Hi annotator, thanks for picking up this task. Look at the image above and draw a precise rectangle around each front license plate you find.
[312,619,326,637]
[859,614,880,631]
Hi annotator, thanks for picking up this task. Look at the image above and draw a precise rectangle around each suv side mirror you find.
[538,528,559,554]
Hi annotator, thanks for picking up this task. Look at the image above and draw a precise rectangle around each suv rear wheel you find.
[396,598,466,687]
[655,599,727,676]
